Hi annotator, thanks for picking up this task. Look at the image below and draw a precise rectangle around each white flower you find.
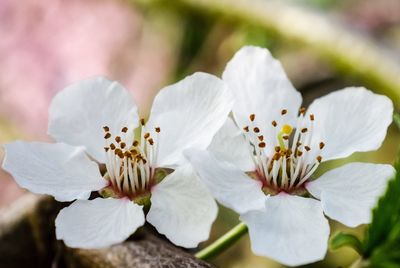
[185,46,395,266]
[2,73,234,249]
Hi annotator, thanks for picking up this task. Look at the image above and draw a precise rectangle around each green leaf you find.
[329,232,363,255]
[362,158,400,267]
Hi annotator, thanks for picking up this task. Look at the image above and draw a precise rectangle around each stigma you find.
[242,108,324,193]
[102,119,160,199]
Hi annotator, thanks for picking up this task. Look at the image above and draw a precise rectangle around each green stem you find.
[195,222,248,260]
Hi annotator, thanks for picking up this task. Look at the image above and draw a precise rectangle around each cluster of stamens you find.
[102,119,160,199]
[243,108,325,193]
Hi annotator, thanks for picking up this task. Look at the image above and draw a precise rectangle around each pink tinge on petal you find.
[0,0,174,138]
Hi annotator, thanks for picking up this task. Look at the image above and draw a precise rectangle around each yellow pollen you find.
[281,124,293,135]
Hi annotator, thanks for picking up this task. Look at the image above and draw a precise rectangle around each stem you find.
[195,222,248,260]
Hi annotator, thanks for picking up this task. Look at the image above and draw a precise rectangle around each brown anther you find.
[299,107,306,114]
[249,114,256,122]
[124,151,131,158]
[148,138,154,145]
[133,140,139,147]
[301,128,308,133]
[144,133,150,139]
[110,143,116,150]
[120,142,126,149]
[272,121,277,127]
[275,146,281,152]
[281,109,288,115]
[253,127,260,133]
[117,151,124,159]
[317,156,323,163]
[258,142,266,148]
[104,147,110,152]
[142,159,147,164]
[104,133,111,139]
[103,126,110,132]
[121,127,128,133]
[130,149,138,155]
[243,126,249,132]
[140,118,145,126]
[273,153,281,160]
[115,148,122,155]
[297,151,303,157]
[304,146,311,151]
[283,135,289,140]
[286,149,293,157]
[319,142,325,149]
[115,136,121,143]
[310,114,315,121]
[155,127,161,133]
[258,135,264,141]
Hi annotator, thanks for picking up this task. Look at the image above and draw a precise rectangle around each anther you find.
[258,135,264,141]
[133,140,139,147]
[110,143,116,150]
[304,146,311,151]
[258,142,266,148]
[253,127,260,133]
[140,118,145,126]
[299,107,306,114]
[317,156,323,163]
[120,142,126,149]
[104,133,111,139]
[296,141,302,147]
[272,121,277,127]
[243,126,249,132]
[249,114,256,122]
[275,146,281,152]
[301,128,308,133]
[310,114,315,121]
[115,136,121,143]
[121,127,128,133]
[281,109,288,115]
[155,127,161,133]
[103,126,110,132]
[297,151,303,157]
[104,147,110,152]
[144,133,150,139]
[283,135,289,140]
[148,138,154,145]
[319,142,325,149]
[117,151,124,159]
[115,148,122,155]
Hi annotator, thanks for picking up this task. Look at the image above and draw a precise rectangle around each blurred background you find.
[0,0,399,267]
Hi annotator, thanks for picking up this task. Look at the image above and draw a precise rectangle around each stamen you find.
[243,126,249,132]
[103,126,110,132]
[253,127,260,133]
[115,136,121,143]
[121,127,128,133]
[140,118,145,126]
[155,127,161,133]
[104,133,111,139]
[281,109,288,115]
[258,142,266,148]
[319,142,325,149]
[249,114,256,122]
[272,121,277,127]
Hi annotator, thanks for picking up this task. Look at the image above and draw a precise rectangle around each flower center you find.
[100,119,161,200]
[243,108,325,195]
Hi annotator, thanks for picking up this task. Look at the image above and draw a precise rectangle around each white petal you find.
[307,87,393,162]
[306,162,394,227]
[146,72,233,168]
[56,198,144,249]
[2,141,106,202]
[147,165,217,248]
[184,149,265,214]
[48,76,139,163]
[241,194,330,267]
[208,117,255,171]
[222,46,302,153]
